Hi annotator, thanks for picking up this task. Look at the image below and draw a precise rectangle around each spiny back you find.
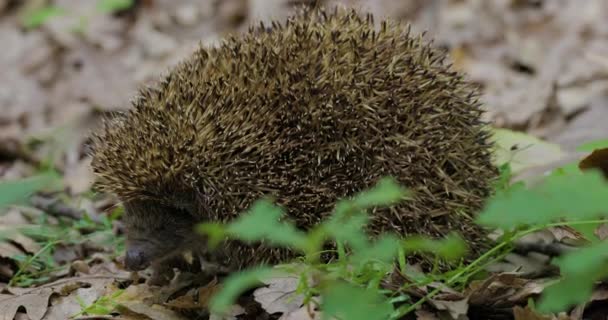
[91,8,496,263]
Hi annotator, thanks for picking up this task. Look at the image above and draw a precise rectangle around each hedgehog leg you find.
[147,255,192,286]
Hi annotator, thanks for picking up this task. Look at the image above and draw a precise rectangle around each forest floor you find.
[1,0,608,319]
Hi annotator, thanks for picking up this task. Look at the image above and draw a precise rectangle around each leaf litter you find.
[1,0,608,319]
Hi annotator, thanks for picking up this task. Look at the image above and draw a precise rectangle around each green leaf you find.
[402,233,468,261]
[477,170,608,229]
[325,205,369,251]
[493,162,514,191]
[536,278,591,314]
[22,6,65,29]
[0,172,61,210]
[350,234,401,265]
[576,138,608,152]
[548,161,582,177]
[85,304,112,315]
[96,0,134,13]
[322,282,393,320]
[351,177,409,209]
[196,223,227,249]
[537,241,608,313]
[209,267,276,314]
[324,177,409,251]
[225,199,308,251]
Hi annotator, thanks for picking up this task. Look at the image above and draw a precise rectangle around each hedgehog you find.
[90,7,497,285]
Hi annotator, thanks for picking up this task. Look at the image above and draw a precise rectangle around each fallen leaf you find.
[119,301,189,320]
[23,276,119,319]
[468,273,534,306]
[279,303,322,320]
[253,275,305,315]
[513,305,552,320]
[0,288,53,320]
[428,297,469,320]
[594,224,608,241]
[579,148,608,178]
[0,242,23,259]
[415,309,439,320]
[164,278,221,310]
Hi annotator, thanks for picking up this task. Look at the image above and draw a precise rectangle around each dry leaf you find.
[415,309,440,320]
[119,302,189,320]
[164,278,221,310]
[0,288,53,320]
[0,242,23,259]
[513,306,552,320]
[428,297,469,320]
[594,224,608,241]
[253,275,305,315]
[279,304,322,320]
[579,148,608,178]
[30,276,118,319]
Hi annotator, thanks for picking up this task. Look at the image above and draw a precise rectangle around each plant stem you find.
[391,218,608,318]
[9,240,60,286]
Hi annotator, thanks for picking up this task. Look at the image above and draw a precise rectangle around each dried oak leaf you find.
[0,288,53,320]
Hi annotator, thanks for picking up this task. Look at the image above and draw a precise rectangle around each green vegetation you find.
[0,171,124,287]
[1,132,608,318]
[198,136,608,318]
[20,0,135,30]
[72,289,125,318]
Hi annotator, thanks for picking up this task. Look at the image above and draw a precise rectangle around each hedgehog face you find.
[121,200,200,271]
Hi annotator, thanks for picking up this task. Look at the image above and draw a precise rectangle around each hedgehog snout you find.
[125,243,152,271]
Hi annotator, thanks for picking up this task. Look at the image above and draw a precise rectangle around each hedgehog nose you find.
[125,248,149,271]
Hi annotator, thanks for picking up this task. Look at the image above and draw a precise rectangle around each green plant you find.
[1,172,124,287]
[21,5,65,29]
[19,0,134,31]
[199,177,470,320]
[477,166,608,313]
[72,289,124,318]
[0,171,61,209]
[199,134,608,318]
[96,0,134,13]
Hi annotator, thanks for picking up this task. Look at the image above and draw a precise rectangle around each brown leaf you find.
[415,309,440,320]
[118,301,189,320]
[547,226,586,244]
[0,242,23,259]
[513,306,552,320]
[0,288,53,320]
[163,278,221,310]
[468,273,535,306]
[428,297,469,320]
[579,148,608,179]
[508,279,551,304]
[23,276,119,319]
